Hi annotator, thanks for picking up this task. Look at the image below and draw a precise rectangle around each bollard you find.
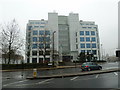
[33,68,37,78]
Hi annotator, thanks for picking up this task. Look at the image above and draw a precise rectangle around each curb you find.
[26,68,119,80]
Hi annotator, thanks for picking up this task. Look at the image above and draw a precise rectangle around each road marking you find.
[95,74,99,78]
[70,76,78,81]
[38,78,54,84]
[16,78,54,86]
[3,80,28,87]
[114,72,118,76]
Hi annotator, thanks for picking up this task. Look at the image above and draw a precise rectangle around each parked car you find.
[81,62,102,71]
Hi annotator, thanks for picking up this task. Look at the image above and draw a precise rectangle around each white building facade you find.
[26,12,100,63]
[26,19,52,63]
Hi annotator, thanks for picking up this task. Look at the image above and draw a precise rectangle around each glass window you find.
[87,50,91,53]
[86,43,90,48]
[80,43,85,48]
[92,50,97,54]
[40,26,45,28]
[81,50,85,52]
[32,44,37,49]
[85,31,89,35]
[86,37,90,42]
[45,37,50,42]
[39,58,43,63]
[32,51,37,56]
[39,31,44,35]
[28,26,32,30]
[34,26,39,28]
[91,31,95,35]
[33,37,37,42]
[39,37,44,42]
[88,27,92,29]
[82,27,87,28]
[33,30,38,35]
[39,51,43,55]
[80,37,84,42]
[91,37,96,42]
[92,43,96,48]
[39,44,44,48]
[80,31,84,35]
[32,58,37,63]
[35,22,40,24]
[46,44,50,48]
[45,51,50,55]
[45,31,50,35]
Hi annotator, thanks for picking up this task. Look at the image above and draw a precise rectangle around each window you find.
[85,31,89,35]
[86,37,90,42]
[91,31,95,35]
[32,44,37,49]
[39,31,44,35]
[76,44,78,49]
[86,43,90,48]
[76,32,77,36]
[92,50,97,54]
[39,44,44,48]
[87,50,91,53]
[34,26,39,28]
[81,50,85,52]
[92,43,96,48]
[91,37,96,42]
[39,58,43,63]
[33,30,38,35]
[45,37,50,42]
[80,43,85,48]
[30,22,34,24]
[80,37,85,42]
[82,27,87,28]
[33,37,37,42]
[39,51,43,55]
[32,51,37,56]
[28,26,32,30]
[35,22,40,24]
[46,44,50,48]
[88,27,92,29]
[76,38,78,43]
[32,58,37,63]
[39,37,44,42]
[45,51,50,55]
[45,31,50,35]
[80,31,84,35]
[40,26,45,28]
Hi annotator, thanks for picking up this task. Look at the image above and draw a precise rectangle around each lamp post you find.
[52,31,56,66]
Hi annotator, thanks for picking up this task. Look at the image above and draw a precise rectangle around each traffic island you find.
[26,68,119,80]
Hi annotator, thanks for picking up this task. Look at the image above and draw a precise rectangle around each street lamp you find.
[52,31,56,66]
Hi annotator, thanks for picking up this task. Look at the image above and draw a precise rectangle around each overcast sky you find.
[0,0,119,56]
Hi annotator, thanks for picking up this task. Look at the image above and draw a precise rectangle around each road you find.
[2,72,119,88]
[2,62,120,88]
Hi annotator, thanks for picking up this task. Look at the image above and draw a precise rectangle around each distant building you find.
[26,12,100,63]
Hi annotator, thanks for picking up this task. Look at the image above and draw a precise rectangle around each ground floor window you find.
[32,58,37,63]
[39,58,43,63]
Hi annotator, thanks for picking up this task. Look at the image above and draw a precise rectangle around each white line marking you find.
[114,72,118,76]
[38,78,54,84]
[16,78,54,86]
[3,80,28,87]
[70,76,78,81]
[95,74,99,78]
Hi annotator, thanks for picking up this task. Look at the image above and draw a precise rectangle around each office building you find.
[26,12,100,63]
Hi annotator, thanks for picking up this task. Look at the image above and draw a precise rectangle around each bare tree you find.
[0,19,24,64]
